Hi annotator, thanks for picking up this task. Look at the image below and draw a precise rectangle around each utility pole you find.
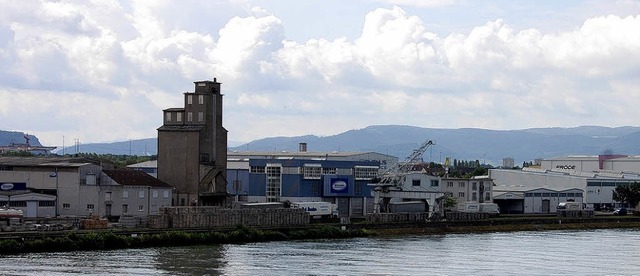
[55,167,59,217]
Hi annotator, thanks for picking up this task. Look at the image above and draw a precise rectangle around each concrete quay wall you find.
[148,207,310,229]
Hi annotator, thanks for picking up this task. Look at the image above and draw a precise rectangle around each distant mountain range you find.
[3,125,640,165]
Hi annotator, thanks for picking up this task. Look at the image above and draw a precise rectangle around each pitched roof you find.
[103,169,172,188]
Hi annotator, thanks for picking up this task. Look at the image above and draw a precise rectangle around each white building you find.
[441,176,494,209]
[490,154,640,213]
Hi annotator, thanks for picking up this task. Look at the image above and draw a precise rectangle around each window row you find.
[186,94,205,105]
[120,190,170,199]
[165,112,205,123]
[250,165,378,180]
[524,192,583,197]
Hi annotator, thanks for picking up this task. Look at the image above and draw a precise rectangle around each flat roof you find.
[0,156,95,167]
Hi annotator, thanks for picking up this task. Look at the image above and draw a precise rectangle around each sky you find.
[1,0,640,148]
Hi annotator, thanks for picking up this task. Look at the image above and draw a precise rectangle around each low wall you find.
[445,212,491,221]
[148,207,310,229]
[366,213,430,223]
[557,210,594,218]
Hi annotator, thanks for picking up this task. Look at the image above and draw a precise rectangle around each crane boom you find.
[373,139,434,186]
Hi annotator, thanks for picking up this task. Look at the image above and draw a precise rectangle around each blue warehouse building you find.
[227,147,397,217]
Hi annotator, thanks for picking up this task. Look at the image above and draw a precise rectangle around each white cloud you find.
[0,1,639,146]
[374,0,458,8]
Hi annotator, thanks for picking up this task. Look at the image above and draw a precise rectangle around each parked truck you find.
[290,202,337,218]
[557,202,582,211]
[457,203,500,215]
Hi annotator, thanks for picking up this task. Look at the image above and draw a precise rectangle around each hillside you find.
[229,125,640,165]
[0,131,44,147]
[3,125,640,165]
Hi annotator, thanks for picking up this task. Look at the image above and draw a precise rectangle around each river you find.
[0,228,639,275]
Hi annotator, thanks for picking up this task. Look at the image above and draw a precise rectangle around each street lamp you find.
[50,168,59,217]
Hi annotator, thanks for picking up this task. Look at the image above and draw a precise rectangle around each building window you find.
[63,203,70,209]
[312,182,321,195]
[139,191,145,199]
[163,191,169,198]
[458,182,465,188]
[39,201,55,207]
[447,181,454,187]
[165,112,171,122]
[472,192,477,201]
[187,95,193,104]
[153,190,158,198]
[138,205,144,212]
[198,112,203,122]
[200,153,209,163]
[431,180,439,187]
[9,202,26,207]
[87,204,95,210]
[458,192,465,198]
[250,166,265,173]
[412,179,421,186]
[355,182,362,194]
[485,192,491,201]
[303,165,322,179]
[187,112,193,122]
[266,165,281,202]
[354,166,378,180]
[472,182,477,191]
[122,204,128,214]
[176,112,182,122]
[123,190,129,198]
[105,192,112,201]
[322,167,336,175]
[198,95,204,104]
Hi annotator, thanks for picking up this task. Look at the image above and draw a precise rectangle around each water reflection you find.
[153,245,228,275]
[0,229,638,275]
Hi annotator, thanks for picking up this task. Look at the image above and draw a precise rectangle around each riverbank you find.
[1,215,639,255]
[0,225,372,255]
[367,220,640,236]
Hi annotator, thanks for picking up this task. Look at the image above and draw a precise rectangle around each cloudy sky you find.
[1,0,639,148]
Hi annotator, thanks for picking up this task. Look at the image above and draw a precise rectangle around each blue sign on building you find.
[0,182,27,191]
[330,178,349,193]
[324,176,355,197]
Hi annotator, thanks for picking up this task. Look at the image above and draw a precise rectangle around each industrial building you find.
[490,154,640,213]
[0,157,172,218]
[157,79,228,207]
[227,147,397,217]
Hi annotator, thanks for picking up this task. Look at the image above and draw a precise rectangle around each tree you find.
[442,195,457,210]
[612,182,640,208]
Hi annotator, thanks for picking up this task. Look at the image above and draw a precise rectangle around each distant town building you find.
[503,157,514,168]
[157,79,228,207]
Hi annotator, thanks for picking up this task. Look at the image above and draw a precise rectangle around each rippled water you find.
[1,228,639,275]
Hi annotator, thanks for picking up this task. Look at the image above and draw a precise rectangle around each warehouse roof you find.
[103,169,172,188]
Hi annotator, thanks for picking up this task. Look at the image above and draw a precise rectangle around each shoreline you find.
[0,216,638,254]
[366,220,640,236]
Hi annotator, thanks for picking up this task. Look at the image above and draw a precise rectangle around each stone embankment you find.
[147,206,310,229]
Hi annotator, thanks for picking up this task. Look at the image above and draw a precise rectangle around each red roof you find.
[103,169,173,188]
